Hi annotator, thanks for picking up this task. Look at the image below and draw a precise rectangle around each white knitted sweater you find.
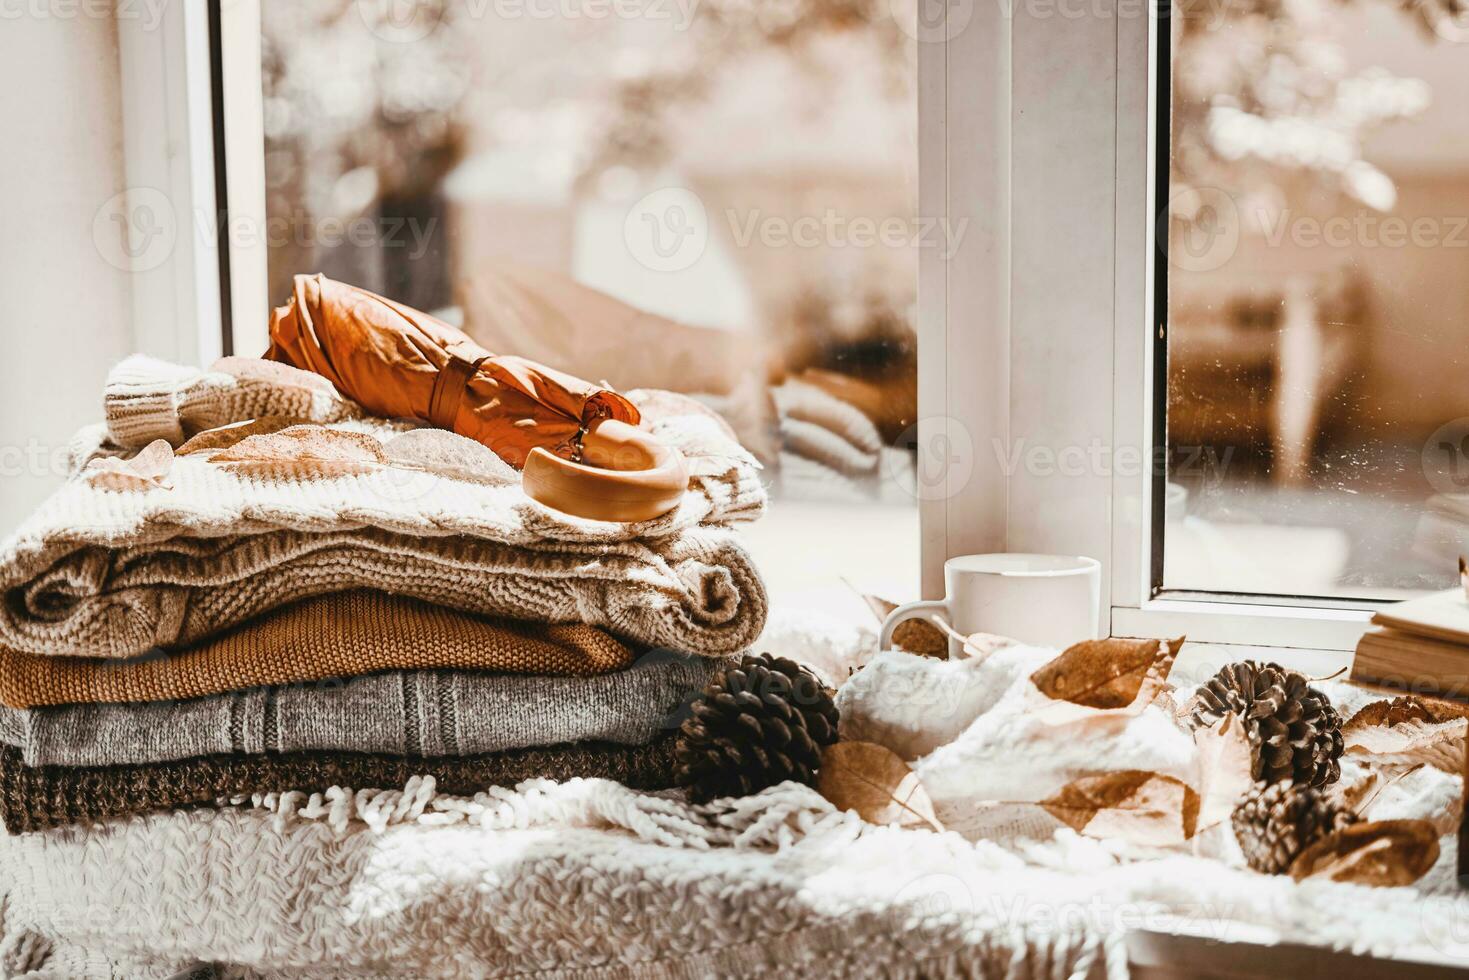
[0,357,769,659]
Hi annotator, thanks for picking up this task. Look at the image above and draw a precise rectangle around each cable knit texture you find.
[4,772,1467,979]
[0,737,679,832]
[0,356,767,661]
[0,781,1130,980]
[0,649,722,767]
[0,592,642,709]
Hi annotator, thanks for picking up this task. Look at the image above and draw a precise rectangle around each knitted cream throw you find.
[8,776,1469,979]
[0,592,639,709]
[0,356,767,660]
[0,781,1128,980]
[0,739,679,833]
[0,650,721,768]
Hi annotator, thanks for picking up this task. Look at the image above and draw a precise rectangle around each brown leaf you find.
[854,592,1011,659]
[1334,770,1385,816]
[1289,820,1440,886]
[853,593,948,658]
[1344,716,1466,774]
[83,439,174,491]
[857,593,898,623]
[816,741,944,832]
[1040,770,1200,845]
[1029,636,1185,724]
[1192,714,1255,829]
[1344,695,1469,731]
[892,619,950,658]
[209,425,387,479]
[177,416,315,455]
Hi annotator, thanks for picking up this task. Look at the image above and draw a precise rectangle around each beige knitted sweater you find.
[0,356,767,659]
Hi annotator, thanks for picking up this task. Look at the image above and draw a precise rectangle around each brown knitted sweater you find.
[0,736,678,833]
[0,591,633,709]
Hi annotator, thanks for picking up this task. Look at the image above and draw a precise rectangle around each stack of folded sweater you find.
[0,354,768,833]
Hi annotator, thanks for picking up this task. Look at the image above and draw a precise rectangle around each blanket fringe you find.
[233,777,861,849]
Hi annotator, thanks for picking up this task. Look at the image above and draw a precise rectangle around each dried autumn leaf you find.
[1335,770,1385,816]
[1192,714,1255,829]
[1289,820,1439,886]
[209,425,387,479]
[928,617,1019,660]
[83,439,174,491]
[893,619,950,658]
[1028,636,1185,724]
[177,416,315,455]
[816,741,944,832]
[1344,695,1469,731]
[853,593,948,658]
[1345,717,1466,773]
[1040,770,1200,845]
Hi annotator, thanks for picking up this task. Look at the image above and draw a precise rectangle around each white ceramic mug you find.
[879,554,1102,655]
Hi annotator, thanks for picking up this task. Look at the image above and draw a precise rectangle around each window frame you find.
[920,0,1372,651]
[161,0,1371,652]
[1108,5,1372,651]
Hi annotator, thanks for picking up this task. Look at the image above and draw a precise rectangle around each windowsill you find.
[1169,640,1353,687]
[1149,640,1469,979]
[1128,923,1469,980]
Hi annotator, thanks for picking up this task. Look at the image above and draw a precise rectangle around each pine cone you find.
[1190,661,1344,787]
[1232,781,1358,874]
[673,653,839,804]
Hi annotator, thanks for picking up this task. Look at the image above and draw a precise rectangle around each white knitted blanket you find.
[4,773,1467,980]
[0,357,768,659]
[5,645,1469,979]
[1,781,1129,980]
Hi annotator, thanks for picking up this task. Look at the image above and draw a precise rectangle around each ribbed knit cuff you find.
[102,355,201,446]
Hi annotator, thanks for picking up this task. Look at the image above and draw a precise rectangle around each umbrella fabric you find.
[265,274,639,469]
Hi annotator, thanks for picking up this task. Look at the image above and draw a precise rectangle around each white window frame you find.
[118,0,268,363]
[140,0,1372,652]
[918,0,1372,653]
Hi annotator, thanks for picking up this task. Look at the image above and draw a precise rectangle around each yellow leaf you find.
[816,741,944,832]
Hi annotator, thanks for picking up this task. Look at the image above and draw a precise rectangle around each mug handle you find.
[879,599,951,651]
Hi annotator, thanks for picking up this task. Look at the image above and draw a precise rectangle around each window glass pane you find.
[258,0,920,621]
[1164,4,1469,600]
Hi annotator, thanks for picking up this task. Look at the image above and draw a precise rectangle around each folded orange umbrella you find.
[265,274,687,521]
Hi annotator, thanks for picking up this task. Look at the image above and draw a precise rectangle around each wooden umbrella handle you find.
[521,418,689,522]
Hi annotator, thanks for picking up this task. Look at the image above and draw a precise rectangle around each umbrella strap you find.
[428,342,491,432]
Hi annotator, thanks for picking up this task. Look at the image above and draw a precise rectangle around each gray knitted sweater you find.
[0,651,724,768]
